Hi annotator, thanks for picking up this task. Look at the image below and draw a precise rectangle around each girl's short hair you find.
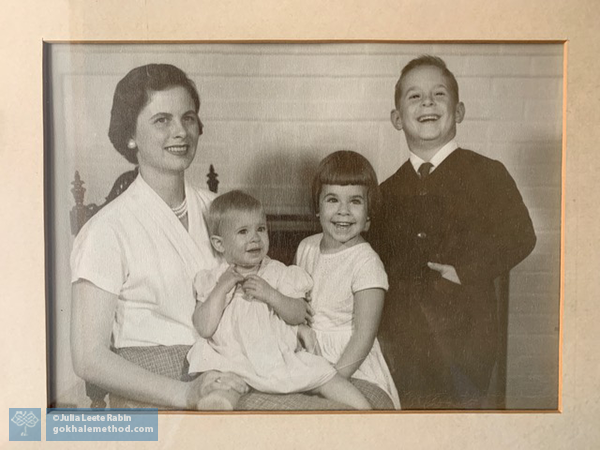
[108,64,201,164]
[311,150,381,216]
[207,190,264,236]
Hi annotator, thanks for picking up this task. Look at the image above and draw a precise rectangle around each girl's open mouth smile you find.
[332,221,355,229]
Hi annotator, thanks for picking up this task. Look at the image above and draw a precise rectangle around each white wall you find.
[47,43,562,408]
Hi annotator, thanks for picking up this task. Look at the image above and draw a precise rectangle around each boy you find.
[369,55,536,408]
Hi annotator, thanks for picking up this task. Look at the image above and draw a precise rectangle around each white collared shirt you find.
[409,140,459,176]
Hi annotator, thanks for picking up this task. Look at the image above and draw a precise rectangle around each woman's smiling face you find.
[133,86,201,177]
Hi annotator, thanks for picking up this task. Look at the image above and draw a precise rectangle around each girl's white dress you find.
[187,257,337,394]
[295,234,401,409]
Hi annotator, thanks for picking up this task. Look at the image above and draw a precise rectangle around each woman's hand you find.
[297,324,322,356]
[185,371,249,410]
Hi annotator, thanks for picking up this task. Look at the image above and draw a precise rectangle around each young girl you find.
[295,151,401,409]
[186,190,372,410]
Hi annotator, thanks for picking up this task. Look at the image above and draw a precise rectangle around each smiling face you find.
[212,209,269,271]
[391,65,465,156]
[133,86,202,180]
[318,184,369,252]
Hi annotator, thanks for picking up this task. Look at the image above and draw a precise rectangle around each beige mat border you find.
[1,0,597,448]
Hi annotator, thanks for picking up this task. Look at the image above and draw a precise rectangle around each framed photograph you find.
[45,42,562,412]
[4,0,600,447]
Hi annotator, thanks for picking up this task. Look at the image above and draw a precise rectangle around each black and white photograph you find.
[45,42,562,411]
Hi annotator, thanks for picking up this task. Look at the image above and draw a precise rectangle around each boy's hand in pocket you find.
[428,262,461,285]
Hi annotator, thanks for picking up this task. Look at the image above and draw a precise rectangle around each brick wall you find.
[48,43,562,408]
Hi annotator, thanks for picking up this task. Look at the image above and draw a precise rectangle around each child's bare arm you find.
[242,274,313,325]
[335,288,384,379]
[297,324,322,355]
[193,266,244,338]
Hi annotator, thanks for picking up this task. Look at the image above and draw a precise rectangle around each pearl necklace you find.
[171,198,188,220]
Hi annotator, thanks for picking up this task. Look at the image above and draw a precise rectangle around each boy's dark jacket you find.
[369,148,536,407]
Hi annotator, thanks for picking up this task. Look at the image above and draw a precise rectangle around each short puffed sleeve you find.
[275,264,314,299]
[193,265,228,303]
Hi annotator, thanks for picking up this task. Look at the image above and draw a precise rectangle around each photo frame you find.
[3,0,599,447]
[45,42,561,412]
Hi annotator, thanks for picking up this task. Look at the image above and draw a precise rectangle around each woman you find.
[70,64,258,409]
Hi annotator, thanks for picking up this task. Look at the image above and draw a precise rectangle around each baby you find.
[187,190,371,410]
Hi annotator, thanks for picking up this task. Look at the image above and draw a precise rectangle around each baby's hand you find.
[297,324,322,356]
[241,274,278,305]
[216,265,245,292]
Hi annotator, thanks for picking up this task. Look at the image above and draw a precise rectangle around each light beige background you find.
[0,0,598,449]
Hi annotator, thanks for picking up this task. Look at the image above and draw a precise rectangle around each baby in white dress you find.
[187,190,371,410]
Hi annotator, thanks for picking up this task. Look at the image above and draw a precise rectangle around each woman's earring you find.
[127,140,136,149]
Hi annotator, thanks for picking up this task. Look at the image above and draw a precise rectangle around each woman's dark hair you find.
[108,64,201,164]
[311,150,381,217]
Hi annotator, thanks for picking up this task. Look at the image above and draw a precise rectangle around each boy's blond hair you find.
[206,190,264,237]
[394,55,460,108]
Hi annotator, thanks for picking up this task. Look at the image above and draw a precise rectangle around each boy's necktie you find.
[418,162,433,180]
[418,162,433,197]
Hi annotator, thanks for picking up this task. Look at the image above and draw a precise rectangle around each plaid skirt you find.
[107,345,395,410]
